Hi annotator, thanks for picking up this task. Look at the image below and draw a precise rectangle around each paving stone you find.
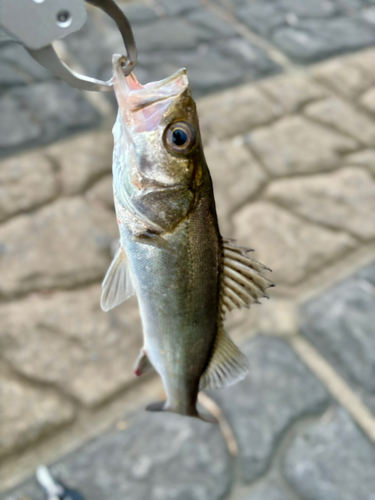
[133,18,203,53]
[122,3,159,24]
[86,175,114,210]
[215,38,281,78]
[283,406,375,500]
[205,139,267,236]
[236,1,285,37]
[355,260,375,285]
[344,148,375,174]
[187,9,237,39]
[45,131,113,195]
[247,116,358,176]
[0,42,51,89]
[304,97,375,146]
[312,54,375,98]
[361,4,375,23]
[1,413,232,500]
[0,362,75,460]
[0,197,118,299]
[0,287,142,407]
[359,86,375,114]
[351,47,375,80]
[155,0,202,16]
[198,85,279,141]
[336,0,367,11]
[300,267,375,411]
[233,202,356,285]
[278,0,338,18]
[0,151,58,222]
[5,81,100,151]
[273,17,375,63]
[0,28,12,43]
[233,476,296,500]
[213,0,247,7]
[208,337,330,483]
[0,93,41,151]
[259,73,327,114]
[265,167,375,239]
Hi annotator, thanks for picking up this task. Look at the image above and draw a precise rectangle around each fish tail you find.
[146,401,218,424]
[196,411,218,424]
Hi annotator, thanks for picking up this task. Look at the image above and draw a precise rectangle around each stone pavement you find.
[1,0,375,498]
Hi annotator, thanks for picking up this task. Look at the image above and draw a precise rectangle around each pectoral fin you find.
[200,326,249,391]
[134,349,153,377]
[101,245,135,312]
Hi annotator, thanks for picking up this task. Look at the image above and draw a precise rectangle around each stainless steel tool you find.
[0,0,137,91]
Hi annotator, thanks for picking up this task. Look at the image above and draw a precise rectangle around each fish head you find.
[112,54,204,232]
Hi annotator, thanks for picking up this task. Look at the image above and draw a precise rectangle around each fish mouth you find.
[112,54,189,132]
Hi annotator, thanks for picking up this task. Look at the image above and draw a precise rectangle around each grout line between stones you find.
[0,375,164,492]
[289,335,375,443]
[259,197,363,241]
[0,352,81,411]
[309,67,375,125]
[201,0,295,71]
[301,111,369,150]
[271,240,375,303]
[227,411,327,500]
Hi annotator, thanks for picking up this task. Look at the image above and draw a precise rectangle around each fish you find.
[101,54,274,423]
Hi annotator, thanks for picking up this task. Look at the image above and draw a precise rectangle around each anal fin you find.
[200,326,249,391]
[101,244,135,312]
[134,349,153,377]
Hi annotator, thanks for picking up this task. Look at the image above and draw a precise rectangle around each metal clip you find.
[0,0,137,91]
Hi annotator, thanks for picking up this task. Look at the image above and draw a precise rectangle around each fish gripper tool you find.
[0,0,137,91]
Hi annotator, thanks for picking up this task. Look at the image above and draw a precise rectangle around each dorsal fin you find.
[200,326,249,390]
[101,244,135,312]
[220,239,274,317]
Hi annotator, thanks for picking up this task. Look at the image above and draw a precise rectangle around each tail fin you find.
[146,401,218,424]
[197,412,218,424]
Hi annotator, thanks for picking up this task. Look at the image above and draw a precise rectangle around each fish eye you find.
[164,122,196,156]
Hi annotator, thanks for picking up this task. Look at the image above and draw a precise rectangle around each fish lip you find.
[112,53,188,104]
[112,54,189,132]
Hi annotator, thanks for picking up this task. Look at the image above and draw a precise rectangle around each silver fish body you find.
[102,55,273,422]
[120,171,220,417]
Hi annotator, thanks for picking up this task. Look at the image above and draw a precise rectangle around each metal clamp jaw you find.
[0,0,137,91]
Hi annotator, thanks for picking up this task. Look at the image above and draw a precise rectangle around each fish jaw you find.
[112,54,189,134]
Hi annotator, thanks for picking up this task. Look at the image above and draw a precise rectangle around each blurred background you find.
[1,0,375,498]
